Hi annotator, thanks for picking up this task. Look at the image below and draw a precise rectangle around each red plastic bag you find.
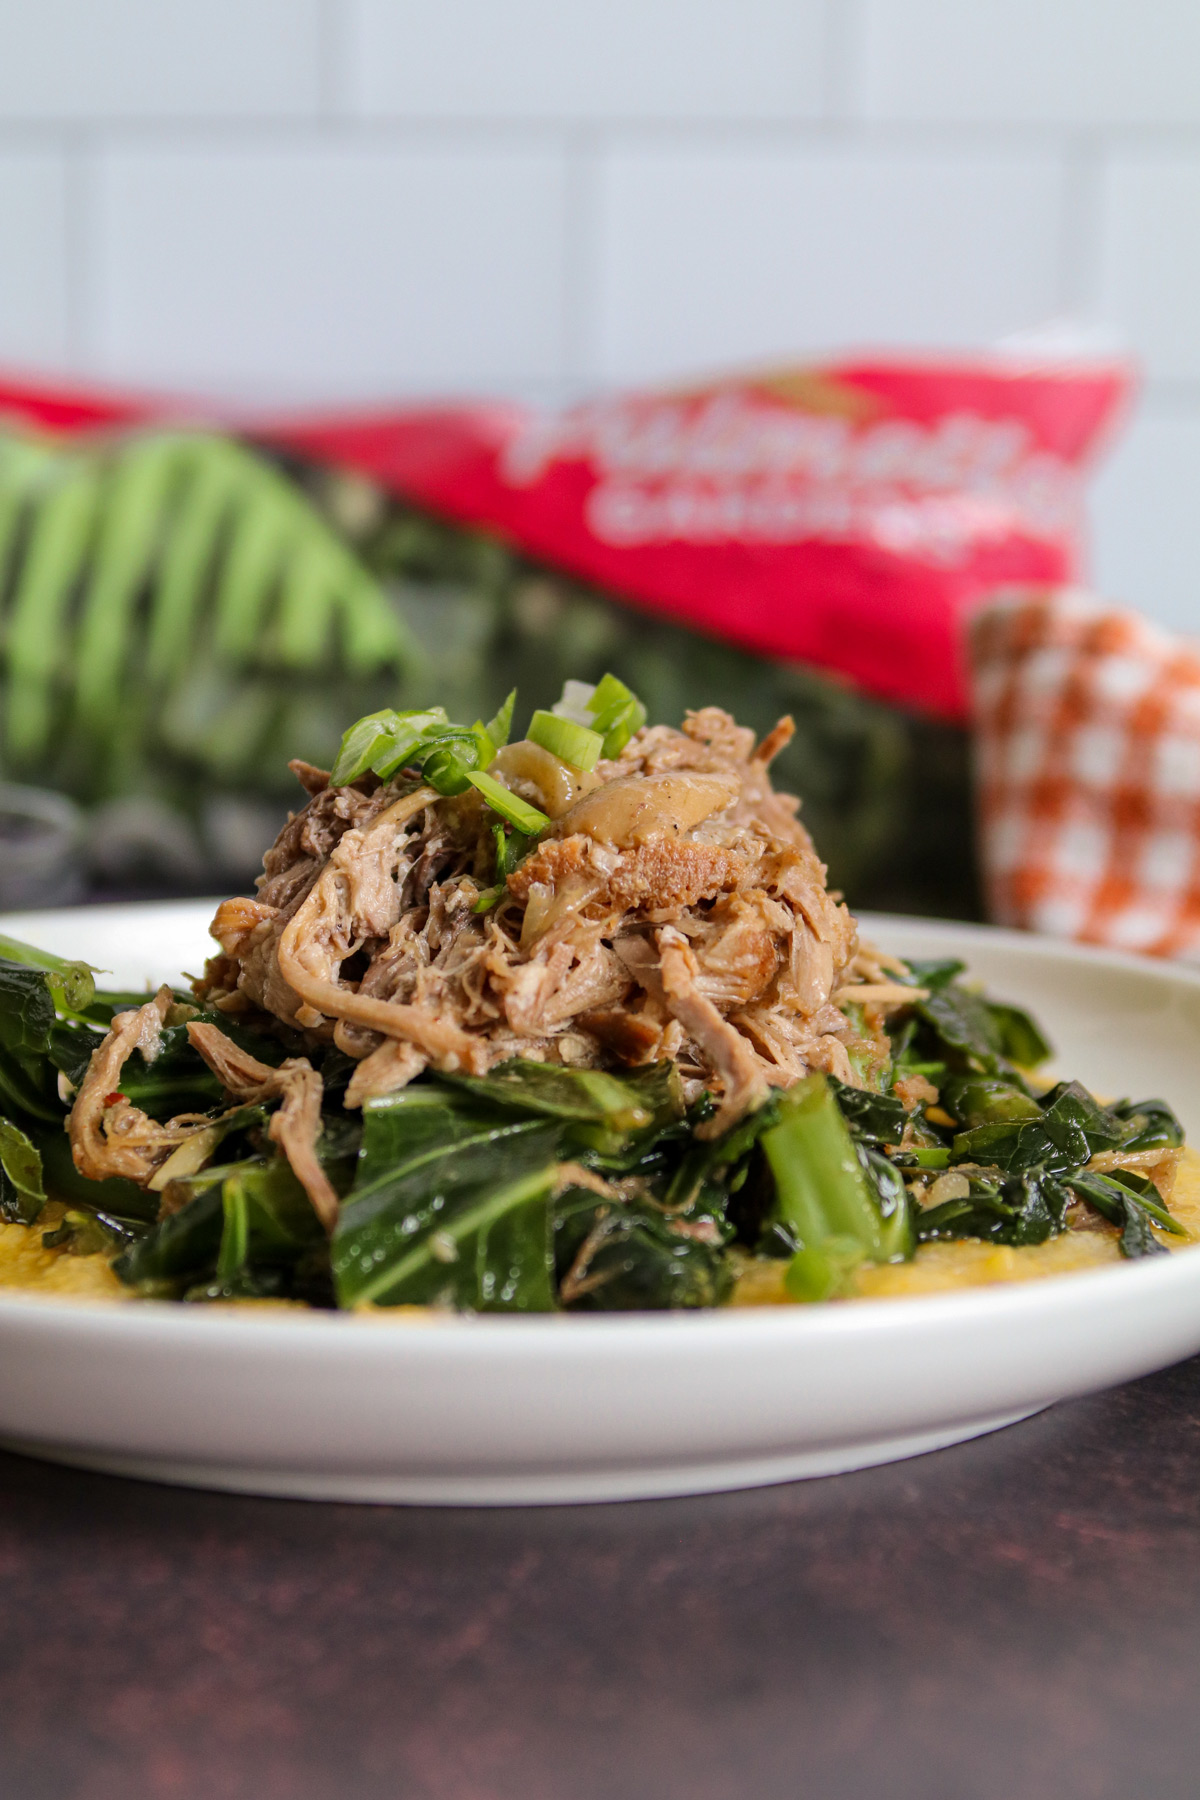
[0,356,1130,722]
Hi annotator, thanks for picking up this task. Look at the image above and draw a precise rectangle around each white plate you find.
[0,901,1198,1507]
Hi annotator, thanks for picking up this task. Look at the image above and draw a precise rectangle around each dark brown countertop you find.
[3,1358,1200,1800]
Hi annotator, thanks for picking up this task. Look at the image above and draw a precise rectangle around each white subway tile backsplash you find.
[591,145,1066,383]
[0,0,322,121]
[0,0,1187,640]
[859,0,1200,126]
[1099,156,1200,382]
[348,0,827,121]
[0,154,70,367]
[90,145,569,398]
[1091,410,1200,638]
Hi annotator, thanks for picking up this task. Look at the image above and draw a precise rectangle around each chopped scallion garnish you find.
[548,672,647,758]
[586,674,647,756]
[466,772,551,834]
[485,689,517,750]
[370,709,449,780]
[528,709,603,771]
[330,706,449,785]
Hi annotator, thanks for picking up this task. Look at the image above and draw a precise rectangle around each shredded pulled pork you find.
[197,707,902,1127]
[187,1023,339,1232]
[68,991,338,1232]
[69,988,205,1187]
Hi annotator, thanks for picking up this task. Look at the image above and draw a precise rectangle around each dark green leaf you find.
[1067,1168,1182,1256]
[555,1191,730,1310]
[114,1180,225,1291]
[829,1079,910,1145]
[333,1092,562,1308]
[438,1059,682,1136]
[916,983,1007,1076]
[904,959,966,991]
[0,935,98,1013]
[984,1000,1052,1069]
[917,1169,1071,1248]
[940,1074,1041,1129]
[1109,1097,1184,1153]
[0,959,56,1068]
[0,1116,44,1223]
[216,1159,324,1281]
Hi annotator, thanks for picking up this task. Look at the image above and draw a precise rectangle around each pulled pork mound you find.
[198,708,900,1137]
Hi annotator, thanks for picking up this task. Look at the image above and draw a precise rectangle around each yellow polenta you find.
[0,1205,125,1301]
[731,1144,1200,1306]
[1,1149,1197,1312]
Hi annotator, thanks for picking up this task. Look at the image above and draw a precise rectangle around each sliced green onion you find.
[587,672,634,717]
[528,709,603,772]
[422,744,475,796]
[472,824,536,911]
[369,707,448,780]
[494,824,534,881]
[472,719,496,767]
[485,688,517,750]
[548,672,647,759]
[586,673,647,757]
[415,724,486,795]
[330,706,448,785]
[466,771,551,834]
[330,708,401,784]
[596,699,645,758]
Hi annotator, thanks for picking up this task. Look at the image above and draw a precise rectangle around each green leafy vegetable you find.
[114,1177,225,1293]
[0,936,98,1013]
[940,1074,1041,1129]
[0,1118,45,1224]
[333,1091,561,1309]
[985,1001,1053,1070]
[0,877,1183,1305]
[761,1073,913,1298]
[556,1190,730,1310]
[441,1059,680,1134]
[917,1168,1072,1249]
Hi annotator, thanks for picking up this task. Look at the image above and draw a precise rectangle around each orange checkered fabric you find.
[969,588,1200,959]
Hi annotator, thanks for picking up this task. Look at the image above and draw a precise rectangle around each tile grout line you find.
[11,117,1200,153]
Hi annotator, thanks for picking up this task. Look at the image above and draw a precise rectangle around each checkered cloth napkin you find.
[969,588,1200,961]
